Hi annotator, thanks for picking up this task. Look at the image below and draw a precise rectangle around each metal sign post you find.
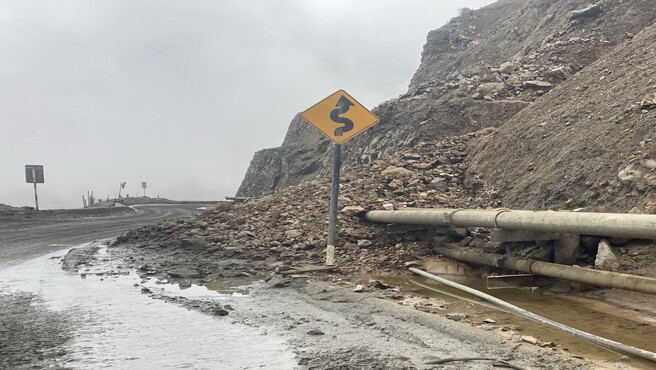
[33,178,39,211]
[326,144,342,265]
[142,182,147,197]
[25,165,44,211]
[301,90,380,265]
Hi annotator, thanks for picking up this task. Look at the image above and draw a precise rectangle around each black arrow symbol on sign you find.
[330,96,355,137]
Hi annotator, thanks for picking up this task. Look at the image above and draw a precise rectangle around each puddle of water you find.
[378,264,656,369]
[0,243,298,369]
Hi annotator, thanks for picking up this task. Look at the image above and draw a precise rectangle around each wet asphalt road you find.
[0,204,208,370]
[0,204,207,266]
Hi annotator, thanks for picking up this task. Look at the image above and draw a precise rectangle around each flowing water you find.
[0,243,298,369]
[378,260,656,369]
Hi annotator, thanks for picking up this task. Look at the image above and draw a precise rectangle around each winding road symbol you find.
[301,89,380,144]
[330,96,355,136]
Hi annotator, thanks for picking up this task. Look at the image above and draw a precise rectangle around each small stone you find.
[446,313,468,321]
[341,205,366,217]
[382,203,395,211]
[499,62,516,74]
[353,284,365,292]
[140,287,151,294]
[381,166,415,176]
[520,335,539,345]
[179,280,192,288]
[268,277,291,288]
[483,318,496,324]
[307,329,325,336]
[285,229,303,239]
[523,80,552,88]
[476,82,505,95]
[388,179,404,190]
[357,239,373,248]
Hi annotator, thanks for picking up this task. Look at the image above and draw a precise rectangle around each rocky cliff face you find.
[237,113,331,197]
[238,0,656,212]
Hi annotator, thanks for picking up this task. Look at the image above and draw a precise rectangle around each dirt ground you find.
[100,239,654,370]
[59,242,594,370]
[0,292,72,370]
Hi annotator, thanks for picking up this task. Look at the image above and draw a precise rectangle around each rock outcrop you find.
[238,0,656,215]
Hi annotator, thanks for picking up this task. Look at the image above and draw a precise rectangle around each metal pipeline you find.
[410,267,656,363]
[434,248,656,295]
[364,208,656,240]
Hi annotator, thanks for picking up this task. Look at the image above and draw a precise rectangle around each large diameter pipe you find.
[410,267,656,364]
[364,209,656,240]
[434,247,656,295]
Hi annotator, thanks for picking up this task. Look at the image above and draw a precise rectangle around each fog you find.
[0,0,494,209]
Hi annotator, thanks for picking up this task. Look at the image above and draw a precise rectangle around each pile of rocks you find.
[403,59,565,104]
[115,123,656,288]
[114,131,495,284]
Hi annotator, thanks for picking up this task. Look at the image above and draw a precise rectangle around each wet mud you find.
[0,292,72,370]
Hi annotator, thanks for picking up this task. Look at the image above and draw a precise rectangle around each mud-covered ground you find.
[0,205,207,370]
[61,242,592,370]
[105,240,652,370]
[0,292,72,370]
[1,210,650,370]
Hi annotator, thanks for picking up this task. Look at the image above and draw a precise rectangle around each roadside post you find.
[118,181,126,198]
[142,182,147,197]
[301,90,380,265]
[24,165,45,211]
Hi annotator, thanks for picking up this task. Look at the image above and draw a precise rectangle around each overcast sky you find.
[0,0,493,209]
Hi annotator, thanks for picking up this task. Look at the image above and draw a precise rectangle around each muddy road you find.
[1,204,651,370]
[0,204,212,369]
[0,204,205,266]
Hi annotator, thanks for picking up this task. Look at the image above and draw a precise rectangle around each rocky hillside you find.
[238,0,656,214]
[467,23,656,212]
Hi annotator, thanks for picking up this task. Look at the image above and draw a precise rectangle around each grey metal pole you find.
[33,182,39,211]
[31,168,39,211]
[326,143,342,265]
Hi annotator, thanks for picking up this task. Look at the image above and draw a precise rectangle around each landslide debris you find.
[114,131,488,281]
[467,23,656,212]
[118,0,656,291]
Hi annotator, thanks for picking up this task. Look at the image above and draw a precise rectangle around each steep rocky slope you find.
[238,0,656,200]
[467,23,656,212]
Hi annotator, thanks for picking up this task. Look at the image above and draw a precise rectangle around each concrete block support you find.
[555,233,580,265]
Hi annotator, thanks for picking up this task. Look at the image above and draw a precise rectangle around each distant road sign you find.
[25,165,44,184]
[301,90,380,144]
[141,182,147,189]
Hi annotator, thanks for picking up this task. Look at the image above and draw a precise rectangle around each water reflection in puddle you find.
[0,243,298,369]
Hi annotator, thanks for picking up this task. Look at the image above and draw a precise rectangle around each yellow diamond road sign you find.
[301,90,380,144]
